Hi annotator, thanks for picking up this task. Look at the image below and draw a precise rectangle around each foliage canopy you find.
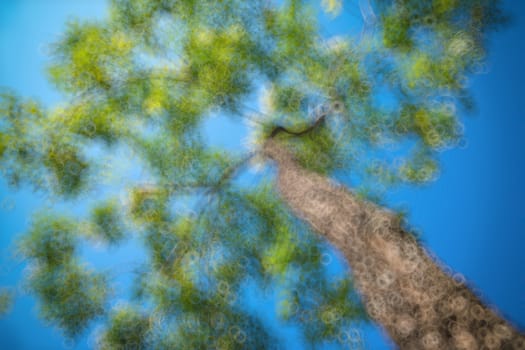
[0,0,506,348]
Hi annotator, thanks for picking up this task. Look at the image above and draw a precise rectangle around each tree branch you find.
[268,112,327,139]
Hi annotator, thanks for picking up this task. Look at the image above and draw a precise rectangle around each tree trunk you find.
[263,139,524,350]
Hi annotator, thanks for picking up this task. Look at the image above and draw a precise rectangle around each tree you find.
[0,0,523,348]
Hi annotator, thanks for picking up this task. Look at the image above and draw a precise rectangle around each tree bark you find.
[263,139,524,350]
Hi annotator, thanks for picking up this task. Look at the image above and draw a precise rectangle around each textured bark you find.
[263,139,524,350]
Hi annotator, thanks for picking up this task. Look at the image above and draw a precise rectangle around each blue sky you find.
[1,1,524,349]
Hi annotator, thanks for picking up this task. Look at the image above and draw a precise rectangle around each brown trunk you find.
[263,139,524,350]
